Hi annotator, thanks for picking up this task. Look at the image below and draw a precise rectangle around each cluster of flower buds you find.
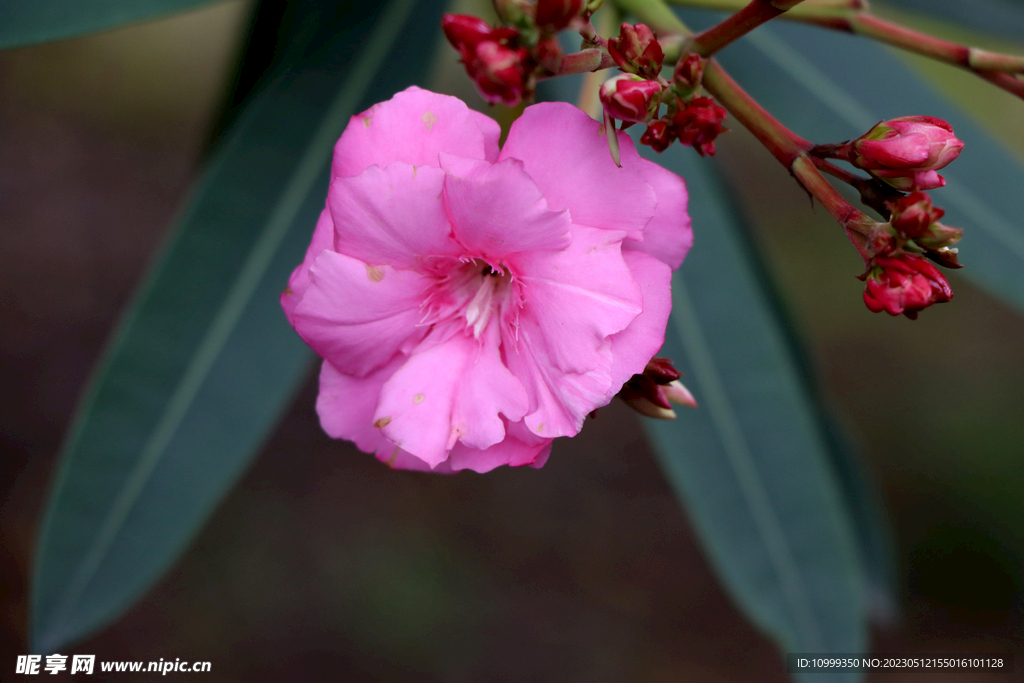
[829,116,964,191]
[860,253,953,320]
[858,191,962,317]
[442,0,586,107]
[618,357,697,419]
[812,116,965,318]
[597,31,729,158]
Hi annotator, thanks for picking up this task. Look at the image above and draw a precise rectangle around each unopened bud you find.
[640,119,674,152]
[861,252,953,319]
[890,191,944,239]
[534,0,585,32]
[852,116,964,192]
[672,53,705,98]
[442,13,493,49]
[619,358,698,419]
[670,95,727,157]
[600,75,662,123]
[608,23,664,78]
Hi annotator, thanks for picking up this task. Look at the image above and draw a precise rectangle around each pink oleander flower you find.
[281,87,693,473]
[861,253,953,319]
[852,116,964,191]
[600,75,662,124]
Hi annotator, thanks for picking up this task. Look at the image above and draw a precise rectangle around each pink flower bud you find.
[862,253,953,319]
[670,96,728,157]
[640,119,674,152]
[534,0,585,32]
[608,23,664,78]
[852,116,964,191]
[600,75,662,123]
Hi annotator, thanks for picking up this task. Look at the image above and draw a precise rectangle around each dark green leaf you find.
[31,0,447,652]
[0,0,222,50]
[641,149,867,681]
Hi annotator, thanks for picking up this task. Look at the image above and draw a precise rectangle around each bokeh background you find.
[2,1,1022,680]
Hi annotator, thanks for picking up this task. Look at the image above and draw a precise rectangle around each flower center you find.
[421,258,518,340]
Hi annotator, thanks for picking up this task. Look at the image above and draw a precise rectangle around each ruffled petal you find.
[446,431,553,473]
[292,250,428,376]
[624,159,693,270]
[317,358,402,454]
[504,329,613,439]
[512,225,642,374]
[332,86,501,178]
[328,163,462,268]
[440,154,571,259]
[281,206,334,324]
[606,250,674,394]
[498,102,656,240]
[451,322,529,450]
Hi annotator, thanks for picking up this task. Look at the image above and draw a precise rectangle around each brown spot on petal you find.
[422,110,437,130]
[413,393,425,404]
[536,423,544,434]
[373,416,391,428]
[361,114,372,128]
[366,264,384,282]
[283,285,293,295]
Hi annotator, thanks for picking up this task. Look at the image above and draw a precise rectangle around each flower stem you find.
[686,0,807,57]
[666,0,1024,99]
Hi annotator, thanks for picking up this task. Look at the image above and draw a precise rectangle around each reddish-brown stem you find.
[687,0,806,57]
[811,157,902,218]
[667,0,1024,99]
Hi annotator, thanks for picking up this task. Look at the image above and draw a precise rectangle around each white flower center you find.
[421,259,517,340]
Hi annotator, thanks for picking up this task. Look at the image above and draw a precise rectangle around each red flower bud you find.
[619,357,697,419]
[890,191,944,239]
[862,252,953,319]
[600,75,662,123]
[535,0,585,32]
[640,119,674,152]
[670,96,728,157]
[672,53,705,94]
[442,14,532,106]
[608,23,664,78]
[852,116,964,192]
[442,13,493,50]
[469,41,532,106]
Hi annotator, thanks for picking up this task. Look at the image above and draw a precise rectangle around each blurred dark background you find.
[1,2,1022,680]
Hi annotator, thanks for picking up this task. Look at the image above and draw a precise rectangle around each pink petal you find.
[440,154,571,259]
[625,159,693,270]
[451,322,529,450]
[282,206,334,324]
[292,250,427,376]
[446,432,553,473]
[498,102,656,240]
[332,86,501,178]
[328,163,462,269]
[859,134,930,169]
[374,338,465,468]
[504,333,613,438]
[606,250,674,394]
[316,358,402,454]
[513,225,642,374]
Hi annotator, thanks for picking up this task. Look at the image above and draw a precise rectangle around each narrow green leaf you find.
[691,16,1024,316]
[0,0,222,50]
[641,149,866,681]
[31,0,446,652]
